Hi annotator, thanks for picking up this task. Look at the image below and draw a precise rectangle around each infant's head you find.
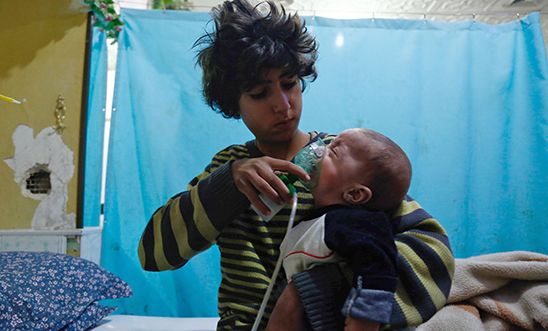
[312,128,411,211]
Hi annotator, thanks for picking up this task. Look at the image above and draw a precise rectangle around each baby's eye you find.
[329,145,338,158]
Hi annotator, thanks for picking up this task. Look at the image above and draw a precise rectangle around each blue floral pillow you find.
[0,251,132,331]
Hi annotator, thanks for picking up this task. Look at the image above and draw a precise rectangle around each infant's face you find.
[312,129,368,207]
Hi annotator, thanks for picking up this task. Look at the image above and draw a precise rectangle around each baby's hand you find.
[344,316,380,331]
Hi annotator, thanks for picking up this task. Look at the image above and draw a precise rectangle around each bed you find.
[0,251,216,331]
[92,315,218,330]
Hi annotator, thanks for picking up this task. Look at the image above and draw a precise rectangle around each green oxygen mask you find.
[251,138,326,221]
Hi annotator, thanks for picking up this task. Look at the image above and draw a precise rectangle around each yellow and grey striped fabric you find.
[388,198,455,328]
[138,134,455,330]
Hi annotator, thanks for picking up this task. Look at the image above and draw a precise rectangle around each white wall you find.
[188,0,548,49]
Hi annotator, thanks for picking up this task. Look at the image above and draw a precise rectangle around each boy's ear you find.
[343,185,372,205]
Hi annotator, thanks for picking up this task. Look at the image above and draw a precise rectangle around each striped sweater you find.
[138,133,455,330]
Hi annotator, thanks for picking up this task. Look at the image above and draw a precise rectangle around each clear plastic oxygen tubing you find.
[251,192,299,331]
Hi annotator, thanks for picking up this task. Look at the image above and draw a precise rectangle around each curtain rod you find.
[294,10,546,20]
[115,1,547,17]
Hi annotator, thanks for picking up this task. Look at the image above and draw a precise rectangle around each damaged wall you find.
[0,0,88,229]
[5,125,76,229]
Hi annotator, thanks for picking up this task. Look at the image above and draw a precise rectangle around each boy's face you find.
[238,68,303,145]
[312,129,369,207]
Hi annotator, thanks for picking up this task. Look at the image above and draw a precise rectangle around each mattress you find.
[92,315,219,331]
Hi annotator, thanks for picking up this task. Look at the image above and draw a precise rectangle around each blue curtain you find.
[103,9,548,317]
[83,28,107,227]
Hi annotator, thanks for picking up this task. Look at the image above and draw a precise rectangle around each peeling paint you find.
[4,125,75,229]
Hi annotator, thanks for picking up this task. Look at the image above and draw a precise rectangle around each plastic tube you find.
[251,193,299,331]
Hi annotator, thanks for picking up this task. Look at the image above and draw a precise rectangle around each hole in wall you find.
[25,164,52,195]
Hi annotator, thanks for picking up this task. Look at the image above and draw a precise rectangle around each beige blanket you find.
[416,251,548,331]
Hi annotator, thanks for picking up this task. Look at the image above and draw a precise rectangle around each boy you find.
[139,1,454,330]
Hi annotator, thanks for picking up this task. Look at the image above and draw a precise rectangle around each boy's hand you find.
[344,316,380,331]
[265,282,306,331]
[232,157,309,215]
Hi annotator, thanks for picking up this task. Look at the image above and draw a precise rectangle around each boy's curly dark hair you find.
[194,0,318,119]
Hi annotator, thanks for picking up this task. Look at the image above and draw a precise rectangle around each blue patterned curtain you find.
[101,9,548,316]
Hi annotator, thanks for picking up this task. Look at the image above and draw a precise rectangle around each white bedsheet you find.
[92,315,219,331]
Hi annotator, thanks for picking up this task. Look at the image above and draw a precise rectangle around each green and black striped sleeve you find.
[388,196,455,327]
[138,145,250,271]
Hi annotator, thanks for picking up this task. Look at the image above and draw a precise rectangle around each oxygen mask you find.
[251,138,326,221]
